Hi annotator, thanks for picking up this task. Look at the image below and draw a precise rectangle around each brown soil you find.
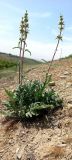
[0,58,72,160]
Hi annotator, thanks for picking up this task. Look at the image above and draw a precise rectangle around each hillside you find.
[0,52,41,80]
[0,58,72,160]
[0,52,41,66]
[0,57,72,160]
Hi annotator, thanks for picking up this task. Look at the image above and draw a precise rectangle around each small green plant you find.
[3,14,64,121]
[4,77,63,119]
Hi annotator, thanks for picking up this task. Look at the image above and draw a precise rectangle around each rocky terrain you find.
[0,58,72,160]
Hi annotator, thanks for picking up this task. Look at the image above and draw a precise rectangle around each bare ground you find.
[0,58,72,160]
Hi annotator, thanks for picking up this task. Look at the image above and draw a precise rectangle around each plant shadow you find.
[1,108,62,132]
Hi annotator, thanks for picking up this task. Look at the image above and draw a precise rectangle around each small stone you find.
[66,82,72,88]
[16,148,24,160]
[49,81,55,86]
[17,153,22,160]
[58,144,66,147]
[21,131,24,134]
[63,71,69,75]
[0,149,4,153]
[68,100,72,104]
[60,75,66,79]
[16,148,20,154]
[26,153,36,160]
[8,139,12,144]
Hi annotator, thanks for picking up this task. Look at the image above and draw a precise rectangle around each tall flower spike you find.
[13,11,31,85]
[59,15,64,31]
[47,15,64,75]
[56,15,64,41]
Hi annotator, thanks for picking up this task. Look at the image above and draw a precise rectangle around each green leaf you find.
[25,49,31,55]
[5,89,14,99]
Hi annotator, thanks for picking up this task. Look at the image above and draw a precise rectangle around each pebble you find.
[66,83,72,88]
[16,153,22,160]
[0,149,4,153]
[16,148,20,154]
[68,100,72,104]
[49,81,55,86]
[63,71,70,75]
[60,75,67,79]
[16,147,24,160]
[8,139,12,144]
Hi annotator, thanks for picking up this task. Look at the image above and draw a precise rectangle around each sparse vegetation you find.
[66,54,72,59]
[0,52,41,79]
[0,59,17,70]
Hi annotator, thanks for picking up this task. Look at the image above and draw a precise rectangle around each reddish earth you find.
[0,58,72,160]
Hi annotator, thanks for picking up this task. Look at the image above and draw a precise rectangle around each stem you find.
[47,31,61,74]
[41,31,62,93]
[21,41,25,85]
[19,40,22,84]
